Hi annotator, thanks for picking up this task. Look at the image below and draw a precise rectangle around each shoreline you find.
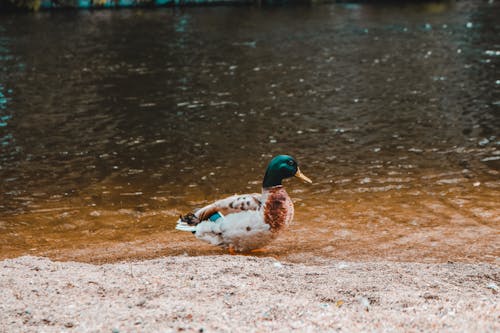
[1,255,498,332]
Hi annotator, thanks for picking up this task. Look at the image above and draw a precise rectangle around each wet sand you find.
[1,255,498,332]
[2,181,499,266]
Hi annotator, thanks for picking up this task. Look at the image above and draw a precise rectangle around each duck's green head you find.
[262,155,312,188]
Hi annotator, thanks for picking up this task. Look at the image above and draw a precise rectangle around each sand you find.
[0,255,498,332]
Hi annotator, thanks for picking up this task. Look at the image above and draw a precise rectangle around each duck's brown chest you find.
[262,186,294,232]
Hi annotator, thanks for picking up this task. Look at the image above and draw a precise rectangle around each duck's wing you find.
[180,193,262,225]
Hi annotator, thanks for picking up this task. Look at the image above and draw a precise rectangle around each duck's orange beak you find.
[294,168,312,184]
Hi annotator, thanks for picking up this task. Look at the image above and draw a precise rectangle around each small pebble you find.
[337,262,349,269]
[359,297,370,311]
[487,283,499,291]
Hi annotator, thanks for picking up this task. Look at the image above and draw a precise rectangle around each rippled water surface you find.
[0,2,499,263]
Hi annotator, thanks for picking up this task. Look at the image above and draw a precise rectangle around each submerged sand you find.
[0,255,498,332]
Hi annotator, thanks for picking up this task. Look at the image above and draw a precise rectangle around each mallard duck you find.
[176,155,312,253]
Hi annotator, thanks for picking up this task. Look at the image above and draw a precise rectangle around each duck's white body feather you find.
[195,210,274,252]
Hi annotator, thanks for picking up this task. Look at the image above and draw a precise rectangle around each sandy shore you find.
[0,255,498,332]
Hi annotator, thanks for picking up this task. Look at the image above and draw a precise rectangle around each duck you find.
[175,155,312,253]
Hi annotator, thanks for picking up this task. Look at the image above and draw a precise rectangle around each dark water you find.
[0,2,499,263]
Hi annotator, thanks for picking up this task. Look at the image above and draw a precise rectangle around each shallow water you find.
[0,2,499,263]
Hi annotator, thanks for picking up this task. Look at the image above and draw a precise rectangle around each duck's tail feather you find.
[175,213,200,233]
[175,221,197,233]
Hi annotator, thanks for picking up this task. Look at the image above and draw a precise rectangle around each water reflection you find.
[0,2,498,263]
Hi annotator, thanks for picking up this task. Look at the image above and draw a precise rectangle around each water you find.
[0,2,499,263]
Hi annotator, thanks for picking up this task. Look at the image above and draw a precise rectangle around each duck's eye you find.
[287,160,295,166]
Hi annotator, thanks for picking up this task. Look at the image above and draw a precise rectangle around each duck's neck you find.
[262,170,284,188]
[261,184,283,193]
